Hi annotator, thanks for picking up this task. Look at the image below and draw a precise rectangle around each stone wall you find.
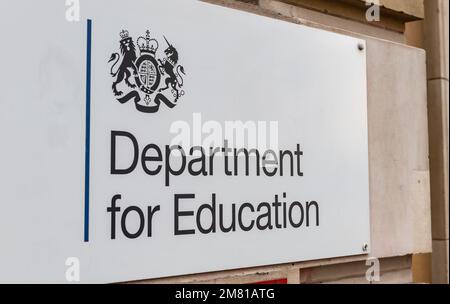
[424,0,450,284]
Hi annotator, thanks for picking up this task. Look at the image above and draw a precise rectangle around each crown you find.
[138,30,159,55]
[119,30,129,40]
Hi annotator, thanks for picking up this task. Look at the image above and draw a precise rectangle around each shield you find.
[134,53,161,95]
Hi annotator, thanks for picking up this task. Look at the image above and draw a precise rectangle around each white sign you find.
[0,0,370,283]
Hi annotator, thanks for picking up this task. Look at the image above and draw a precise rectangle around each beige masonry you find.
[424,0,449,284]
[125,0,446,284]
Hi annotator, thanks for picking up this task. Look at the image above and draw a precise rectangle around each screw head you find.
[358,43,365,51]
[362,244,369,252]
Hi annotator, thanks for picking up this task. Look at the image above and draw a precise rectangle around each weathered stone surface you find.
[299,255,412,284]
[259,0,404,43]
[427,79,449,240]
[359,0,424,19]
[365,38,431,258]
[432,240,450,283]
[424,0,449,284]
[424,0,449,80]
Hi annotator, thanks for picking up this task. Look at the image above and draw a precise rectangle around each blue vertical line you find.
[84,19,92,242]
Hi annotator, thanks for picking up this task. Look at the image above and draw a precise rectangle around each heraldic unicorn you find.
[109,29,186,113]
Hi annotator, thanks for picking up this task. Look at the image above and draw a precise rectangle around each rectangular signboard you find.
[0,0,370,283]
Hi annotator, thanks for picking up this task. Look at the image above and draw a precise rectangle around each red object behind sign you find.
[251,278,288,284]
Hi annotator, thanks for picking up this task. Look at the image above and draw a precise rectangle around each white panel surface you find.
[0,0,369,283]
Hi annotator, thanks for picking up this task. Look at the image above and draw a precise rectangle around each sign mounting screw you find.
[362,243,369,252]
[358,43,365,51]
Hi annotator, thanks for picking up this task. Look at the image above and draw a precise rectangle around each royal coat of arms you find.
[109,29,185,113]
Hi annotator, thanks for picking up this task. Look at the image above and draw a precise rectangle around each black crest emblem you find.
[109,29,186,113]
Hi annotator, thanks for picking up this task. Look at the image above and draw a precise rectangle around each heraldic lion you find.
[109,30,138,96]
